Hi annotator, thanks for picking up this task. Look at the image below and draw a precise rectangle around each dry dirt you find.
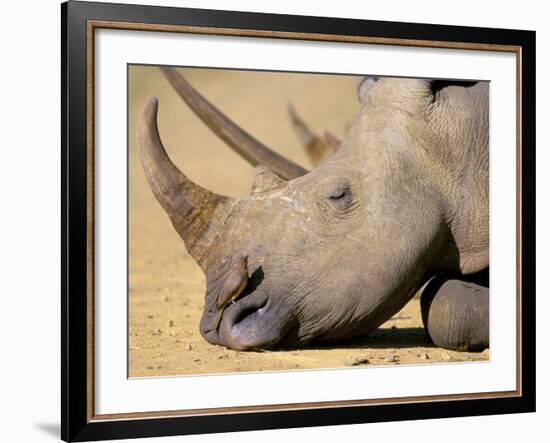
[128,66,488,377]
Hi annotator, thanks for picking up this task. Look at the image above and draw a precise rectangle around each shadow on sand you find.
[252,327,433,353]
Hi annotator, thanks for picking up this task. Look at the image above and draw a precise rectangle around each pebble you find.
[169,330,178,337]
[147,315,154,319]
[162,295,170,302]
[168,320,174,327]
[420,352,430,360]
[441,352,453,361]
[151,328,162,336]
[350,358,370,366]
[385,355,398,363]
[184,343,192,351]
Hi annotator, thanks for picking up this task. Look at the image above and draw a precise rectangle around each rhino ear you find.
[251,164,286,195]
[358,77,440,103]
[356,77,378,102]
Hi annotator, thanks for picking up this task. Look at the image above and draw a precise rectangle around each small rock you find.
[194,358,201,363]
[391,325,397,330]
[351,358,370,366]
[147,315,154,319]
[168,320,174,327]
[420,352,430,360]
[441,352,453,361]
[385,354,398,363]
[162,295,170,302]
[184,343,192,351]
[169,330,178,337]
[146,366,154,370]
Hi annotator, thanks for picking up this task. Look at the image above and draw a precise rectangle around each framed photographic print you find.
[61,1,536,441]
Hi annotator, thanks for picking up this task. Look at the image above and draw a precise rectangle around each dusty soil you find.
[128,66,488,377]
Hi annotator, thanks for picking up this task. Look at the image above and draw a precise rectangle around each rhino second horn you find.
[251,164,287,195]
[323,131,341,152]
[288,104,340,167]
[137,97,232,265]
[160,67,308,180]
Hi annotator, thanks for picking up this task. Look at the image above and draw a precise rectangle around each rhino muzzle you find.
[199,259,296,350]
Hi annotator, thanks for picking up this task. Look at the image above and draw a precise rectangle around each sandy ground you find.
[128,66,488,377]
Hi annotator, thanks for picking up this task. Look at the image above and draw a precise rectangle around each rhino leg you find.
[420,271,489,352]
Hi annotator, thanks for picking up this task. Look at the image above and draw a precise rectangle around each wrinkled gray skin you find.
[138,75,489,352]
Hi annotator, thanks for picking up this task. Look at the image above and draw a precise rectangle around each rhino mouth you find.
[200,267,297,351]
[201,289,285,351]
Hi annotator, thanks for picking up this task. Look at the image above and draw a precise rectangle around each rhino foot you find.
[420,272,489,352]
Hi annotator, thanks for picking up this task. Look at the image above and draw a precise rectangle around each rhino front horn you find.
[137,97,233,265]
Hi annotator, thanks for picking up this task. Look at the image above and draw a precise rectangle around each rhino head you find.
[137,68,488,351]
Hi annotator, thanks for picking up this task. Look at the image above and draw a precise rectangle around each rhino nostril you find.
[205,265,264,332]
[232,295,269,325]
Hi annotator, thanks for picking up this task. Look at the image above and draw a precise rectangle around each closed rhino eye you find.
[326,184,352,208]
[328,188,348,201]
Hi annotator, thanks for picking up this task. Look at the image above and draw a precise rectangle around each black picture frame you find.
[62,1,536,441]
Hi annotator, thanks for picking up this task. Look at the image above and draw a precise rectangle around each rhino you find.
[137,67,489,352]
